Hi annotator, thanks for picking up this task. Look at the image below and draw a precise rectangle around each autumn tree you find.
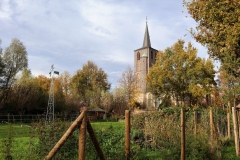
[100,90,113,113]
[112,87,127,115]
[34,74,67,113]
[53,76,66,113]
[7,68,41,114]
[147,40,215,107]
[10,68,33,114]
[58,71,77,112]
[117,66,140,109]
[217,69,240,108]
[184,0,240,77]
[1,69,52,114]
[34,75,51,112]
[58,71,71,97]
[70,61,111,109]
[0,38,28,109]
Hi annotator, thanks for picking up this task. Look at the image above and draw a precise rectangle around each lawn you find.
[0,124,31,138]
[0,122,125,138]
[90,121,124,131]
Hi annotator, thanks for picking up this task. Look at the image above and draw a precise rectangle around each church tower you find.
[134,21,158,109]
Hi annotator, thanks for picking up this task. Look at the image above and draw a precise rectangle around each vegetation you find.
[0,108,239,159]
[0,38,28,110]
[184,0,240,77]
[0,1,240,158]
[147,40,215,107]
[70,61,111,109]
[117,66,140,109]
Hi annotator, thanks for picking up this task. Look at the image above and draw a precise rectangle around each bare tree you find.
[100,90,113,113]
[117,66,140,109]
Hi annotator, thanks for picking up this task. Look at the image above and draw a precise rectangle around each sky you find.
[0,0,212,89]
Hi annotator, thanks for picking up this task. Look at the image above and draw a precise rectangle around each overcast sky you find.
[0,0,211,89]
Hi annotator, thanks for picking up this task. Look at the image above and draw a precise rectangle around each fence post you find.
[194,111,197,136]
[86,120,105,160]
[8,113,10,123]
[125,110,130,160]
[181,108,185,160]
[209,108,214,153]
[79,111,87,160]
[232,107,240,156]
[227,102,231,138]
[45,111,85,160]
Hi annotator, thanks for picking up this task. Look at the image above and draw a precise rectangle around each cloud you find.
[0,0,12,20]
[0,0,209,89]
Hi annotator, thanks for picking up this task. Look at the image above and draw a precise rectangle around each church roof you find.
[142,22,151,48]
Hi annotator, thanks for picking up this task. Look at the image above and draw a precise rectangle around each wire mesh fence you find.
[0,114,80,124]
[131,107,232,159]
[0,107,236,159]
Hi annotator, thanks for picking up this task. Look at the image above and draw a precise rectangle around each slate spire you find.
[142,20,151,48]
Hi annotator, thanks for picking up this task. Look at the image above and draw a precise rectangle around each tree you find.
[3,68,51,114]
[0,39,5,78]
[58,71,77,112]
[184,0,240,77]
[53,76,66,113]
[34,75,51,113]
[0,39,5,107]
[58,71,71,97]
[217,69,240,108]
[0,38,28,108]
[117,66,140,109]
[100,90,113,113]
[70,61,111,108]
[8,68,38,114]
[147,39,215,106]
[112,87,127,115]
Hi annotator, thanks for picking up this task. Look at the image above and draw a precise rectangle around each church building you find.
[134,22,158,109]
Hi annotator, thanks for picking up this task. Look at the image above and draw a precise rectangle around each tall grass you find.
[131,107,232,159]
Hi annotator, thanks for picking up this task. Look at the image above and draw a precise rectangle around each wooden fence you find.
[44,110,131,160]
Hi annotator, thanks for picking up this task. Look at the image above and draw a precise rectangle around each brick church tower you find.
[134,21,158,109]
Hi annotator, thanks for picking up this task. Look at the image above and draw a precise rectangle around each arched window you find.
[137,52,140,60]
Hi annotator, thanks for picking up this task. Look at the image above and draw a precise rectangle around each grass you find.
[0,122,125,159]
[90,121,124,131]
[221,146,240,160]
[0,122,125,138]
[0,124,31,138]
[1,122,240,159]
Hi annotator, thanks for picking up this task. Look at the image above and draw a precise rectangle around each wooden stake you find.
[125,110,130,160]
[228,101,231,138]
[228,112,231,138]
[210,108,214,153]
[45,111,85,160]
[79,111,87,160]
[232,107,240,156]
[194,111,197,136]
[181,108,185,160]
[87,120,105,160]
